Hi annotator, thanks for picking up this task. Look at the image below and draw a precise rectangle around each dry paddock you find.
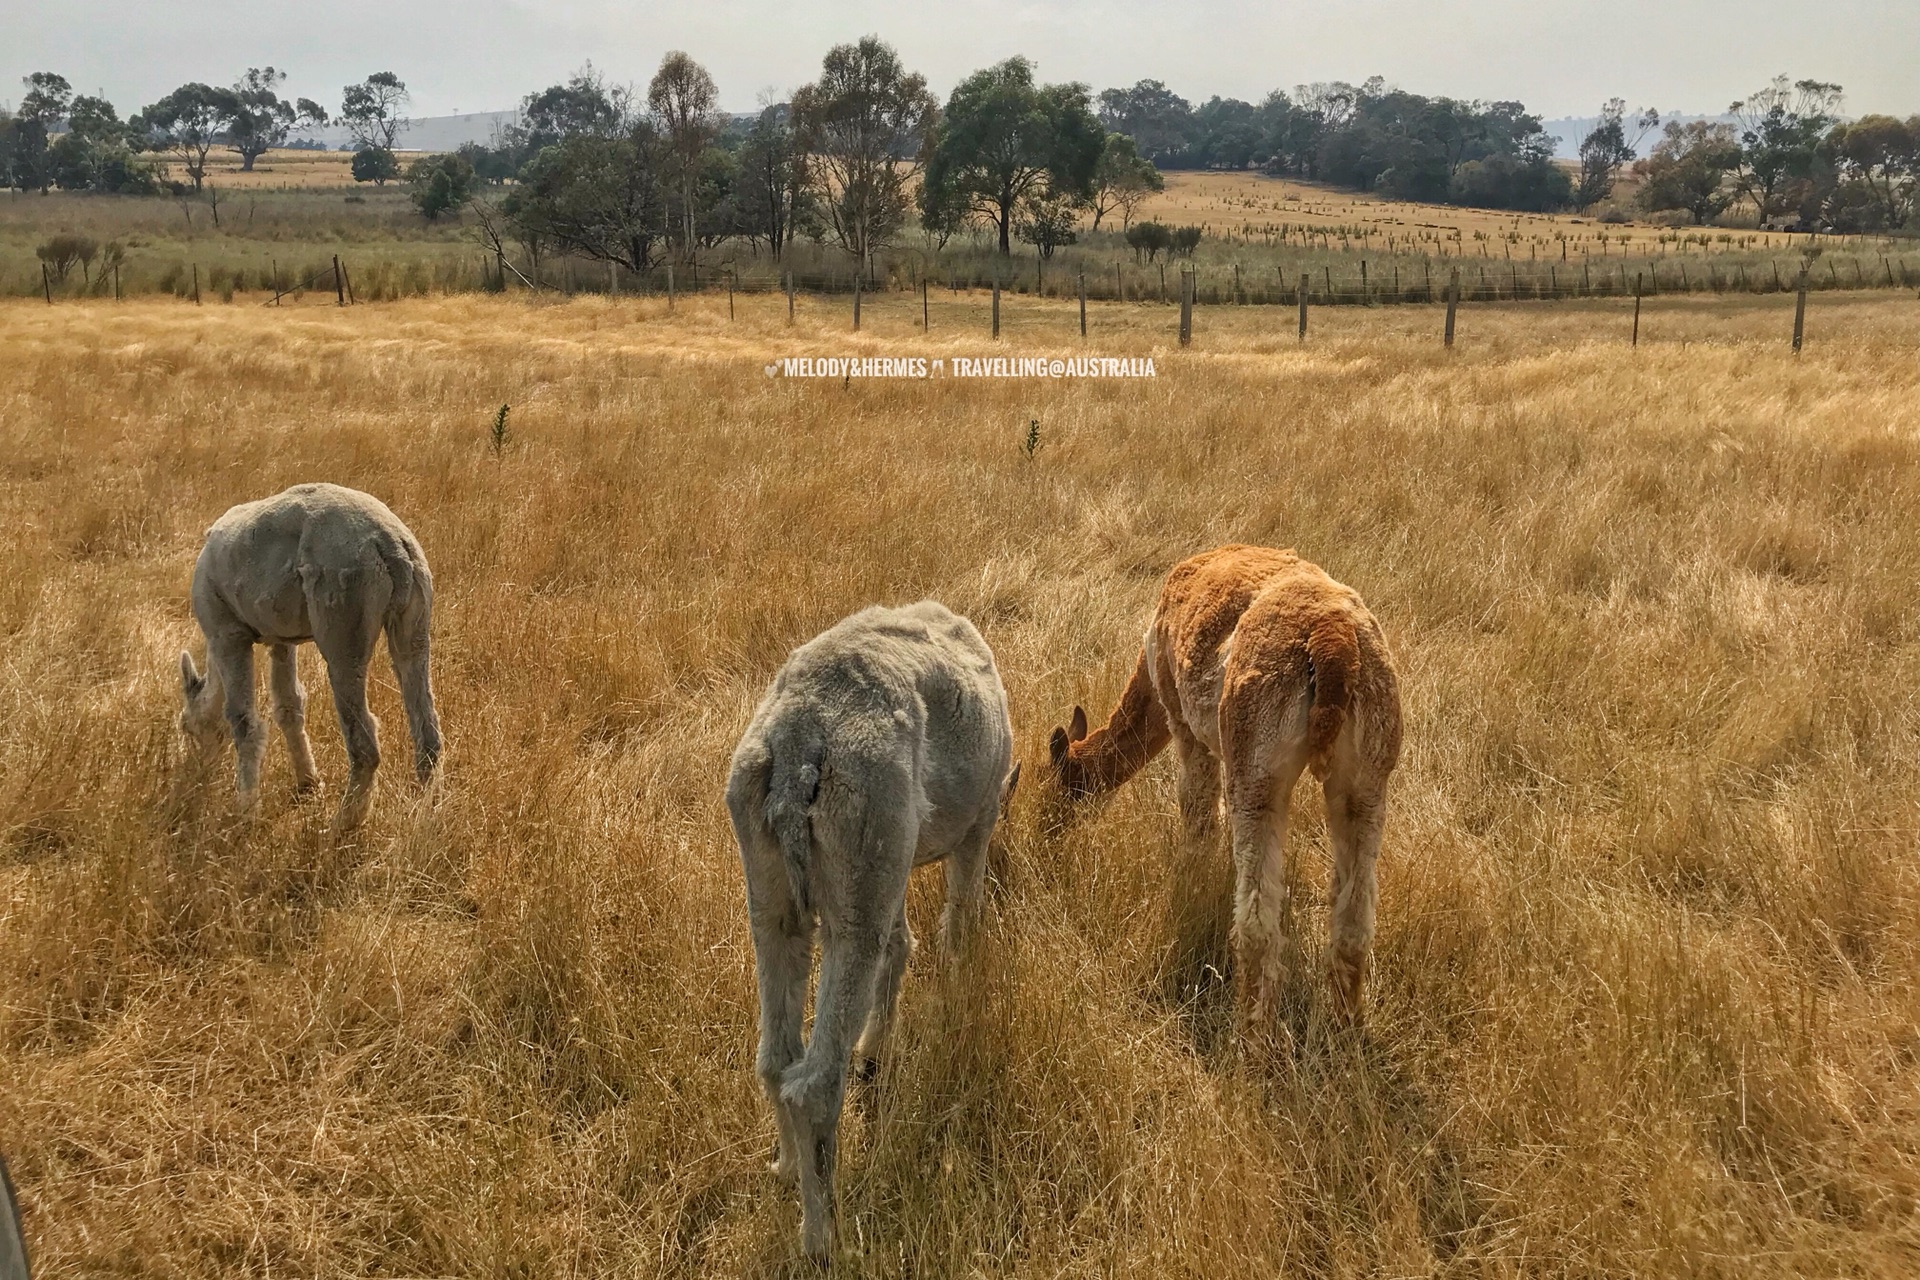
[1,288,1918,1277]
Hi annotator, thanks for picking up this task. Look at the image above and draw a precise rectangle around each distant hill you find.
[305,109,762,152]
[1541,113,1738,160]
[307,110,520,152]
[304,108,1743,162]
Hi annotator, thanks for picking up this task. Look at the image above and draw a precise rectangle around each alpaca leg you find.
[854,906,913,1079]
[312,572,388,831]
[384,588,442,784]
[1224,754,1306,1042]
[323,662,380,832]
[936,814,994,960]
[1171,726,1222,842]
[1324,774,1388,1023]
[784,920,889,1264]
[267,643,320,797]
[208,635,265,816]
[729,764,813,1187]
[782,807,909,1265]
[751,899,813,1186]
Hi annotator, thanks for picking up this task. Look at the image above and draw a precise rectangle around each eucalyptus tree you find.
[790,37,939,262]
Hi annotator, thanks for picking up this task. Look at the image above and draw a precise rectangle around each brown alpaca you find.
[1049,545,1402,1031]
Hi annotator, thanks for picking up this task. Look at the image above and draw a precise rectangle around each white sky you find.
[7,0,1917,121]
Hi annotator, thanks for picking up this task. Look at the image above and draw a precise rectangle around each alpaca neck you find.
[1068,655,1172,793]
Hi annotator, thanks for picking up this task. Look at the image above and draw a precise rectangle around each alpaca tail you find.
[1304,614,1360,779]
[377,531,427,632]
[763,744,823,919]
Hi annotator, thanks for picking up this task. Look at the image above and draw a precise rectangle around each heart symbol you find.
[763,363,779,378]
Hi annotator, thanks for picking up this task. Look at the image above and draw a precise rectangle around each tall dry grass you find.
[1,287,1917,1277]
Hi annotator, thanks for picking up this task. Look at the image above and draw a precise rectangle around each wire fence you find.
[21,244,1920,308]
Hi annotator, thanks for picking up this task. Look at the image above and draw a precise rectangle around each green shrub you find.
[351,146,398,185]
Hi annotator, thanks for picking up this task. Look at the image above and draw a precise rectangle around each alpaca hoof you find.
[769,1143,798,1186]
[855,1056,879,1086]
[800,1220,834,1268]
[332,793,374,834]
[291,778,323,801]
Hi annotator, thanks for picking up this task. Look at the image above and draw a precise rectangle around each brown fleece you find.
[1060,543,1397,790]
[1303,617,1358,778]
[1055,543,1403,1027]
[1056,645,1171,794]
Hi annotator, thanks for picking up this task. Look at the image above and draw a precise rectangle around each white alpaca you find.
[726,601,1017,1264]
[178,483,442,830]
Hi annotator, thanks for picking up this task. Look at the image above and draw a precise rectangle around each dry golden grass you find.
[1136,170,1858,256]
[2,287,1919,1277]
[194,147,393,190]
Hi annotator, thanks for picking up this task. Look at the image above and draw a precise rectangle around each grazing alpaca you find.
[1048,545,1401,1032]
[727,601,1017,1264]
[178,483,442,831]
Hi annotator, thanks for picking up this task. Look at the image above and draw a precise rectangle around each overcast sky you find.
[9,0,1918,122]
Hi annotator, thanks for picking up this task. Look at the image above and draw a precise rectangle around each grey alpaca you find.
[726,601,1018,1264]
[178,483,442,830]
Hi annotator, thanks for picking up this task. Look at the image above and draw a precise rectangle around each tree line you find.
[0,68,435,196]
[1096,74,1916,231]
[454,44,1140,271]
[4,51,1914,256]
[1631,80,1916,233]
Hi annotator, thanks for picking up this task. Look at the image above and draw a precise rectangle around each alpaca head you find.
[1046,704,1095,799]
[177,651,226,752]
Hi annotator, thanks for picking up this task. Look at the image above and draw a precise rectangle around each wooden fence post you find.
[341,261,356,305]
[991,275,1001,338]
[332,256,343,306]
[1297,272,1309,341]
[1793,267,1809,353]
[1633,271,1643,347]
[1178,266,1193,346]
[853,271,861,329]
[1078,272,1086,337]
[42,263,53,305]
[728,270,735,320]
[271,258,280,306]
[1444,268,1459,347]
[1114,263,1121,302]
[114,262,121,301]
[922,274,930,330]
[785,270,794,323]
[193,263,202,305]
[667,264,675,313]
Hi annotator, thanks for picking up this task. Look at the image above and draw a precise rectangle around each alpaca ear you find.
[1069,705,1089,742]
[1049,726,1070,768]
[179,650,204,696]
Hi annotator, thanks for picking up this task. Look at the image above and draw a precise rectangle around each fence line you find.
[19,246,1920,308]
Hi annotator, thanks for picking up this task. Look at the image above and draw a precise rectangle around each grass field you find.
[2,288,1919,1276]
[8,161,1918,305]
